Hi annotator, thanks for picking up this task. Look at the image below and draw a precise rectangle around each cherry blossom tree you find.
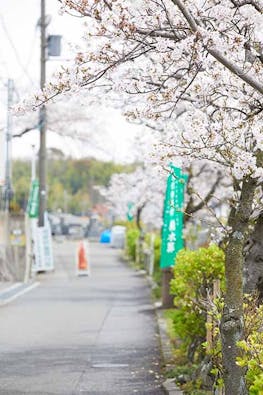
[100,163,166,268]
[13,96,112,155]
[16,1,263,393]
[100,165,165,229]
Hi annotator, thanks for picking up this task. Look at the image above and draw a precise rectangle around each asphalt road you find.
[0,240,166,394]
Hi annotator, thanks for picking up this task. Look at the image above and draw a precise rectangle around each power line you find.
[0,14,36,85]
[17,27,38,83]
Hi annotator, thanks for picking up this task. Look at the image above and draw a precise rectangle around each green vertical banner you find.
[27,179,39,218]
[126,202,134,222]
[160,166,188,269]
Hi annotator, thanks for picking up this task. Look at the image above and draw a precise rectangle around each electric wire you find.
[17,26,38,85]
[0,14,36,86]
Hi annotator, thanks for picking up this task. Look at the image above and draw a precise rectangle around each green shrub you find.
[170,244,225,362]
[114,219,137,229]
[206,294,263,393]
[236,296,263,395]
[151,234,162,297]
[168,245,263,393]
[126,228,140,261]
[144,233,162,285]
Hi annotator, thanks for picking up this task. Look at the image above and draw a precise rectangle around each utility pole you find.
[31,145,37,181]
[5,79,14,211]
[3,79,14,246]
[38,0,47,227]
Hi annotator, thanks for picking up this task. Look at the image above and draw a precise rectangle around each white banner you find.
[32,214,54,272]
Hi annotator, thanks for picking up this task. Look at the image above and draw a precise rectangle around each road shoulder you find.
[0,281,39,306]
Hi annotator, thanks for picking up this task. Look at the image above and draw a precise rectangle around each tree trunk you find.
[244,212,263,301]
[161,267,174,308]
[220,177,257,395]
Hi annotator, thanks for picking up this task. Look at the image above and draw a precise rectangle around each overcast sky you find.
[0,0,140,163]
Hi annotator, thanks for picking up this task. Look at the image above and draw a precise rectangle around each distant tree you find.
[11,158,133,214]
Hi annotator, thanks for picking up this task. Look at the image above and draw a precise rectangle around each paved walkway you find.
[0,240,165,394]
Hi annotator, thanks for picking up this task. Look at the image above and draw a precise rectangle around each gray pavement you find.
[0,240,166,394]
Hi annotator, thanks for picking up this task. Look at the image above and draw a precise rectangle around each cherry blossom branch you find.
[171,0,263,95]
[58,0,92,17]
[136,27,185,41]
[229,0,263,13]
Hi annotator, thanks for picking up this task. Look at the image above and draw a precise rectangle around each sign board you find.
[160,166,188,269]
[10,228,26,246]
[32,213,54,272]
[48,35,62,56]
[27,179,39,218]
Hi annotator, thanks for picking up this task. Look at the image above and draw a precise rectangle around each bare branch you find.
[13,125,38,138]
[185,170,223,221]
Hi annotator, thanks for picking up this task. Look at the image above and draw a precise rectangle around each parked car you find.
[48,214,62,236]
[67,224,84,239]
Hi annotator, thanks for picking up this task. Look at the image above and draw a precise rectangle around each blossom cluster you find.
[16,0,263,184]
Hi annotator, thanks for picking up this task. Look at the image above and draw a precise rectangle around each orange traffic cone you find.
[76,241,90,276]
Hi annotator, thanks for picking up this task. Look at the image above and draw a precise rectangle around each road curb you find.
[155,308,183,395]
[0,282,40,306]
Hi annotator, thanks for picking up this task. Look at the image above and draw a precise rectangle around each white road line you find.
[92,363,129,368]
[0,282,40,306]
[0,282,22,296]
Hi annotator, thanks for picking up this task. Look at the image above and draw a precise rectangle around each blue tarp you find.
[100,230,111,243]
